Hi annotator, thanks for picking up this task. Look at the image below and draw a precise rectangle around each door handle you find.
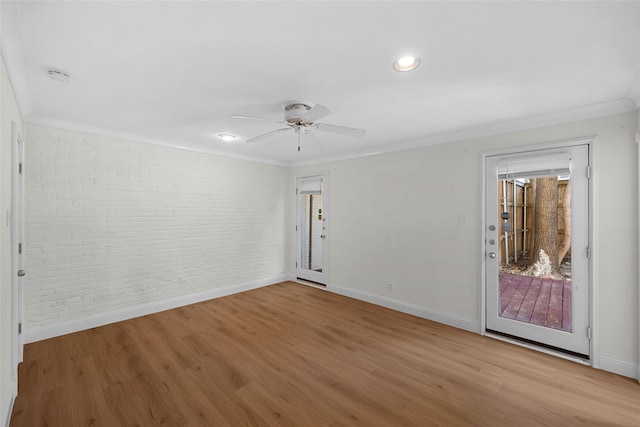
[17,270,25,277]
[488,252,496,259]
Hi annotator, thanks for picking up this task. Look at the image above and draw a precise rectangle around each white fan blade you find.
[232,115,286,124]
[315,123,366,138]
[247,127,292,143]
[303,104,333,122]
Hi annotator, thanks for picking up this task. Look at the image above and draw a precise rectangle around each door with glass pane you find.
[485,144,590,357]
[296,175,328,285]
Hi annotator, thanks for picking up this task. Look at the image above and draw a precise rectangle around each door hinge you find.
[586,165,591,179]
[296,188,298,195]
[18,323,22,334]
[586,246,591,260]
[587,326,591,340]
[295,262,298,268]
[19,163,22,174]
[18,243,22,254]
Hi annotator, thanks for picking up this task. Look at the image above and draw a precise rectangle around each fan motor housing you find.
[284,103,311,125]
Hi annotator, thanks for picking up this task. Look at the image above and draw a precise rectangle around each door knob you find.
[17,270,25,277]
[488,252,496,259]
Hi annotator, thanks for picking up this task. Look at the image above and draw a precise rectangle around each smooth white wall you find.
[292,111,639,378]
[1,57,23,427]
[23,125,289,338]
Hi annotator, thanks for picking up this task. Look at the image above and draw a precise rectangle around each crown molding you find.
[626,72,640,109]
[26,117,290,167]
[25,97,636,169]
[289,98,638,167]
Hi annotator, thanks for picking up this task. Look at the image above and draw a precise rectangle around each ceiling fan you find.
[232,102,366,151]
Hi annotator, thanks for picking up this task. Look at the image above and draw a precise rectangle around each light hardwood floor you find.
[10,281,640,426]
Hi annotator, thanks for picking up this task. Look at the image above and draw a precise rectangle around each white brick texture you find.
[23,125,289,332]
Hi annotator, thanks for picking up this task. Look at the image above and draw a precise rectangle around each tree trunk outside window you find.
[532,176,559,273]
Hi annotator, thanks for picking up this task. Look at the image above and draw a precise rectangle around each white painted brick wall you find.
[23,124,289,331]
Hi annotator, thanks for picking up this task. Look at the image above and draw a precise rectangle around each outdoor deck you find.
[499,272,572,332]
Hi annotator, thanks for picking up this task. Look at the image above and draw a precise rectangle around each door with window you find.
[485,143,590,357]
[296,175,328,285]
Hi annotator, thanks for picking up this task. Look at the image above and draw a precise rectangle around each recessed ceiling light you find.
[218,133,237,142]
[47,68,72,83]
[393,56,421,72]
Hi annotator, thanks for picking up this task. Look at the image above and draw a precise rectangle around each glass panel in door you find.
[296,176,328,285]
[300,192,323,272]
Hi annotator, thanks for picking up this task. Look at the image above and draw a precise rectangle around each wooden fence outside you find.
[498,180,569,266]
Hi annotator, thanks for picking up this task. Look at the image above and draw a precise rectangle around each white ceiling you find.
[2,1,640,166]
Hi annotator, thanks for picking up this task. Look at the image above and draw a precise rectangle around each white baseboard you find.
[599,355,639,379]
[328,283,480,334]
[2,381,16,427]
[24,275,289,344]
[23,276,637,382]
[326,284,640,380]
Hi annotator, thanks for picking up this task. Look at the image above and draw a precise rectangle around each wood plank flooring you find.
[10,281,640,426]
[499,272,572,332]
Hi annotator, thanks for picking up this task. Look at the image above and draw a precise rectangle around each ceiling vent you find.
[47,68,72,83]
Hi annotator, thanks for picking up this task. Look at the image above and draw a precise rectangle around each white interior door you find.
[11,122,25,382]
[485,144,590,357]
[296,175,328,285]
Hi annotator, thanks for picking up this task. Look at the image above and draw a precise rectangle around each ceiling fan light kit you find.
[232,101,366,152]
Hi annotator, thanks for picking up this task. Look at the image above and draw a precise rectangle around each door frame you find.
[11,121,25,391]
[295,173,329,285]
[480,136,597,366]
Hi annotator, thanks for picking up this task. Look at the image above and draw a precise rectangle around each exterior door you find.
[296,175,328,285]
[485,143,590,357]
